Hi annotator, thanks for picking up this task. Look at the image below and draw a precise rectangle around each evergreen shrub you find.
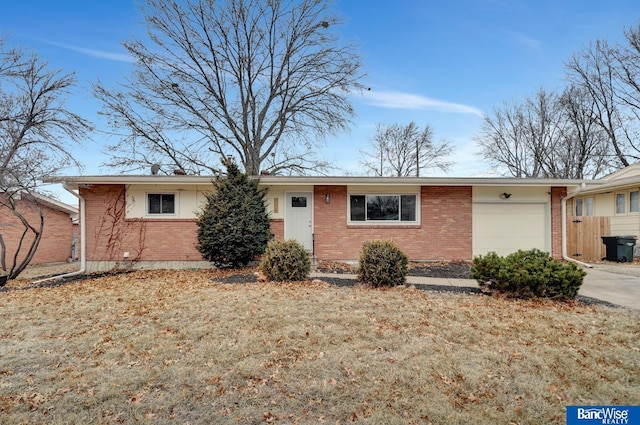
[260,239,311,282]
[358,240,408,287]
[196,160,271,268]
[471,248,586,300]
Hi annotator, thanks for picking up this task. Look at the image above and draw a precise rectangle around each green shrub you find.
[358,240,408,288]
[471,248,586,300]
[196,160,272,268]
[260,239,311,282]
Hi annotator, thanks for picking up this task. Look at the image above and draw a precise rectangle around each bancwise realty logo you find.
[567,406,640,424]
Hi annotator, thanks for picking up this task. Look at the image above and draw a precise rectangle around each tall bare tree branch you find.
[566,40,633,167]
[0,36,90,280]
[360,122,453,177]
[476,88,613,179]
[95,0,364,176]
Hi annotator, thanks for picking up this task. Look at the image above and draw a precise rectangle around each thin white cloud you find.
[508,31,544,53]
[41,39,133,62]
[519,35,543,51]
[363,90,484,117]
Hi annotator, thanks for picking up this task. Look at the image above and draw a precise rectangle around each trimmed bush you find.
[471,248,586,300]
[358,240,408,287]
[196,160,272,268]
[260,239,311,282]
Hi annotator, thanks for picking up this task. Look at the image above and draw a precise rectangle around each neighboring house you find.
[45,173,615,273]
[0,192,78,267]
[566,164,640,260]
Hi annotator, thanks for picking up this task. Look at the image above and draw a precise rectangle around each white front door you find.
[285,192,313,251]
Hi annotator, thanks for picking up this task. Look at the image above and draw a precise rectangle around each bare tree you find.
[475,97,534,178]
[564,22,640,168]
[0,36,90,280]
[360,122,453,177]
[95,0,363,176]
[476,87,612,179]
[557,85,612,178]
[566,39,636,167]
[479,23,640,179]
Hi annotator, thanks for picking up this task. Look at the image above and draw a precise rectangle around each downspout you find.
[561,183,593,268]
[32,183,86,284]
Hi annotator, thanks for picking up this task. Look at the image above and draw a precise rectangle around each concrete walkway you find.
[311,266,640,311]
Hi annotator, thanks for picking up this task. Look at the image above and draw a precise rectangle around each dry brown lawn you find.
[0,269,638,424]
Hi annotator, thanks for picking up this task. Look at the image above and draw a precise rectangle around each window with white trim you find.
[630,191,639,213]
[148,193,176,215]
[575,197,594,217]
[615,190,640,215]
[616,193,626,214]
[349,194,418,223]
[575,198,583,216]
[585,197,594,216]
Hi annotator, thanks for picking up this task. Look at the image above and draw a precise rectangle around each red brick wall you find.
[81,184,202,262]
[0,198,74,267]
[270,219,284,240]
[80,183,562,264]
[550,186,567,259]
[313,185,473,261]
[34,206,74,264]
[81,185,291,265]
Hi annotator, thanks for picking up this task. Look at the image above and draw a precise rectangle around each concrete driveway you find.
[580,264,640,311]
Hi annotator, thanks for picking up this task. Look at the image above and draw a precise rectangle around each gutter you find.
[31,184,86,284]
[561,183,593,268]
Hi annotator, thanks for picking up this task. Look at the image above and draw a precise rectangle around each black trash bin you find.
[601,235,637,262]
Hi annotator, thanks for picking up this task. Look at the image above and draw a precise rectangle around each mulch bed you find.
[211,261,483,297]
[213,261,472,285]
[315,260,472,279]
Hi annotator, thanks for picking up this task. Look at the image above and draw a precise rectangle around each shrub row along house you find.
[41,166,640,273]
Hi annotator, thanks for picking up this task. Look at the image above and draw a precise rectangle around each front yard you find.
[0,269,638,424]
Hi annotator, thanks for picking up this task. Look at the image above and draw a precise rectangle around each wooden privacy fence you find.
[566,216,610,261]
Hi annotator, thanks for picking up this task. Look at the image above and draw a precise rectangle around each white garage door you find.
[473,203,549,257]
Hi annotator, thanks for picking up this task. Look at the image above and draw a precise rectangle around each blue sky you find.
[1,0,639,203]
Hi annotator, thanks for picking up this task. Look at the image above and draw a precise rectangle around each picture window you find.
[349,194,418,223]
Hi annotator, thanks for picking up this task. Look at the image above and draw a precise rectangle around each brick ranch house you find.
[43,174,617,273]
[0,192,78,268]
